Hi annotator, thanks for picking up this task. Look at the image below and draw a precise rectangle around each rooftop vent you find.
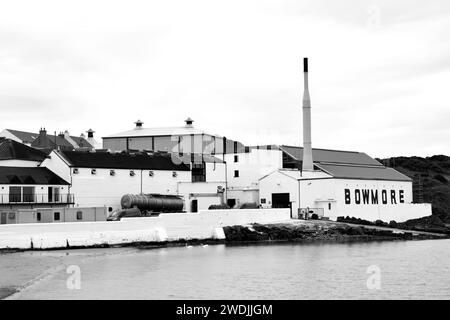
[86,129,95,138]
[135,120,144,129]
[184,117,194,128]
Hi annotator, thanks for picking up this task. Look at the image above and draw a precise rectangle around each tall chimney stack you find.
[302,57,314,172]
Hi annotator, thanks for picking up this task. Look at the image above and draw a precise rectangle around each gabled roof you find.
[71,136,92,148]
[103,126,245,154]
[0,166,69,185]
[5,129,93,149]
[103,126,211,138]
[59,150,191,171]
[253,144,411,182]
[5,129,39,144]
[315,163,412,182]
[0,138,48,162]
[278,145,382,166]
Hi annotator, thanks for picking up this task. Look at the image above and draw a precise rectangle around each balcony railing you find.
[0,194,75,205]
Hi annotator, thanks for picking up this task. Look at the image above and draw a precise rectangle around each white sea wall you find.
[326,203,432,223]
[0,208,291,250]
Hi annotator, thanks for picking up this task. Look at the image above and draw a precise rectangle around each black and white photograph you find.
[0,0,449,309]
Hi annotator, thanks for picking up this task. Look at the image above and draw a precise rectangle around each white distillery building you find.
[258,147,431,222]
[41,150,227,213]
[225,58,431,222]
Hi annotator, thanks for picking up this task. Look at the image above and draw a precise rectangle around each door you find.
[271,193,290,208]
[227,199,236,208]
[1,212,6,224]
[191,200,198,213]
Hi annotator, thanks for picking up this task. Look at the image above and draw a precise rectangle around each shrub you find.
[434,174,448,184]
[389,220,398,228]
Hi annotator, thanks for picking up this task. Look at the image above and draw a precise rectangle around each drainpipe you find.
[140,170,143,194]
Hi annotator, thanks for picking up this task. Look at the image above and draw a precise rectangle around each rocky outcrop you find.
[223,222,446,243]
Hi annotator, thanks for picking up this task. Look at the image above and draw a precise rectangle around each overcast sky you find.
[0,0,449,158]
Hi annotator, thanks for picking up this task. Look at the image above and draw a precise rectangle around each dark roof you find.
[5,129,93,149]
[71,136,92,148]
[252,144,410,182]
[60,151,191,171]
[6,129,38,144]
[0,138,48,162]
[31,133,74,150]
[278,145,382,166]
[0,167,69,185]
[316,163,412,182]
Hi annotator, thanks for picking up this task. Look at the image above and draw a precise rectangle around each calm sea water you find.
[2,239,450,299]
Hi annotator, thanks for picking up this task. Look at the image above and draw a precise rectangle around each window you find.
[22,187,35,202]
[48,187,60,202]
[234,155,239,162]
[54,187,60,202]
[37,212,41,221]
[9,186,21,203]
[76,211,83,220]
[54,212,60,221]
[48,186,53,202]
[261,198,266,204]
[234,170,239,178]
[191,162,206,182]
[328,203,332,210]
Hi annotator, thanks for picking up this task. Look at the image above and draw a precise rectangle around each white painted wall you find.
[40,151,72,183]
[0,208,291,249]
[319,179,416,222]
[226,189,259,207]
[259,170,300,216]
[205,162,226,182]
[69,168,191,210]
[177,181,225,212]
[225,149,283,205]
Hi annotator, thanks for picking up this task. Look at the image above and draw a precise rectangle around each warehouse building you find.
[257,146,430,222]
[41,149,227,213]
[102,118,245,156]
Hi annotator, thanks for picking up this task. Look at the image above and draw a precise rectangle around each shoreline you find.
[1,220,447,254]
